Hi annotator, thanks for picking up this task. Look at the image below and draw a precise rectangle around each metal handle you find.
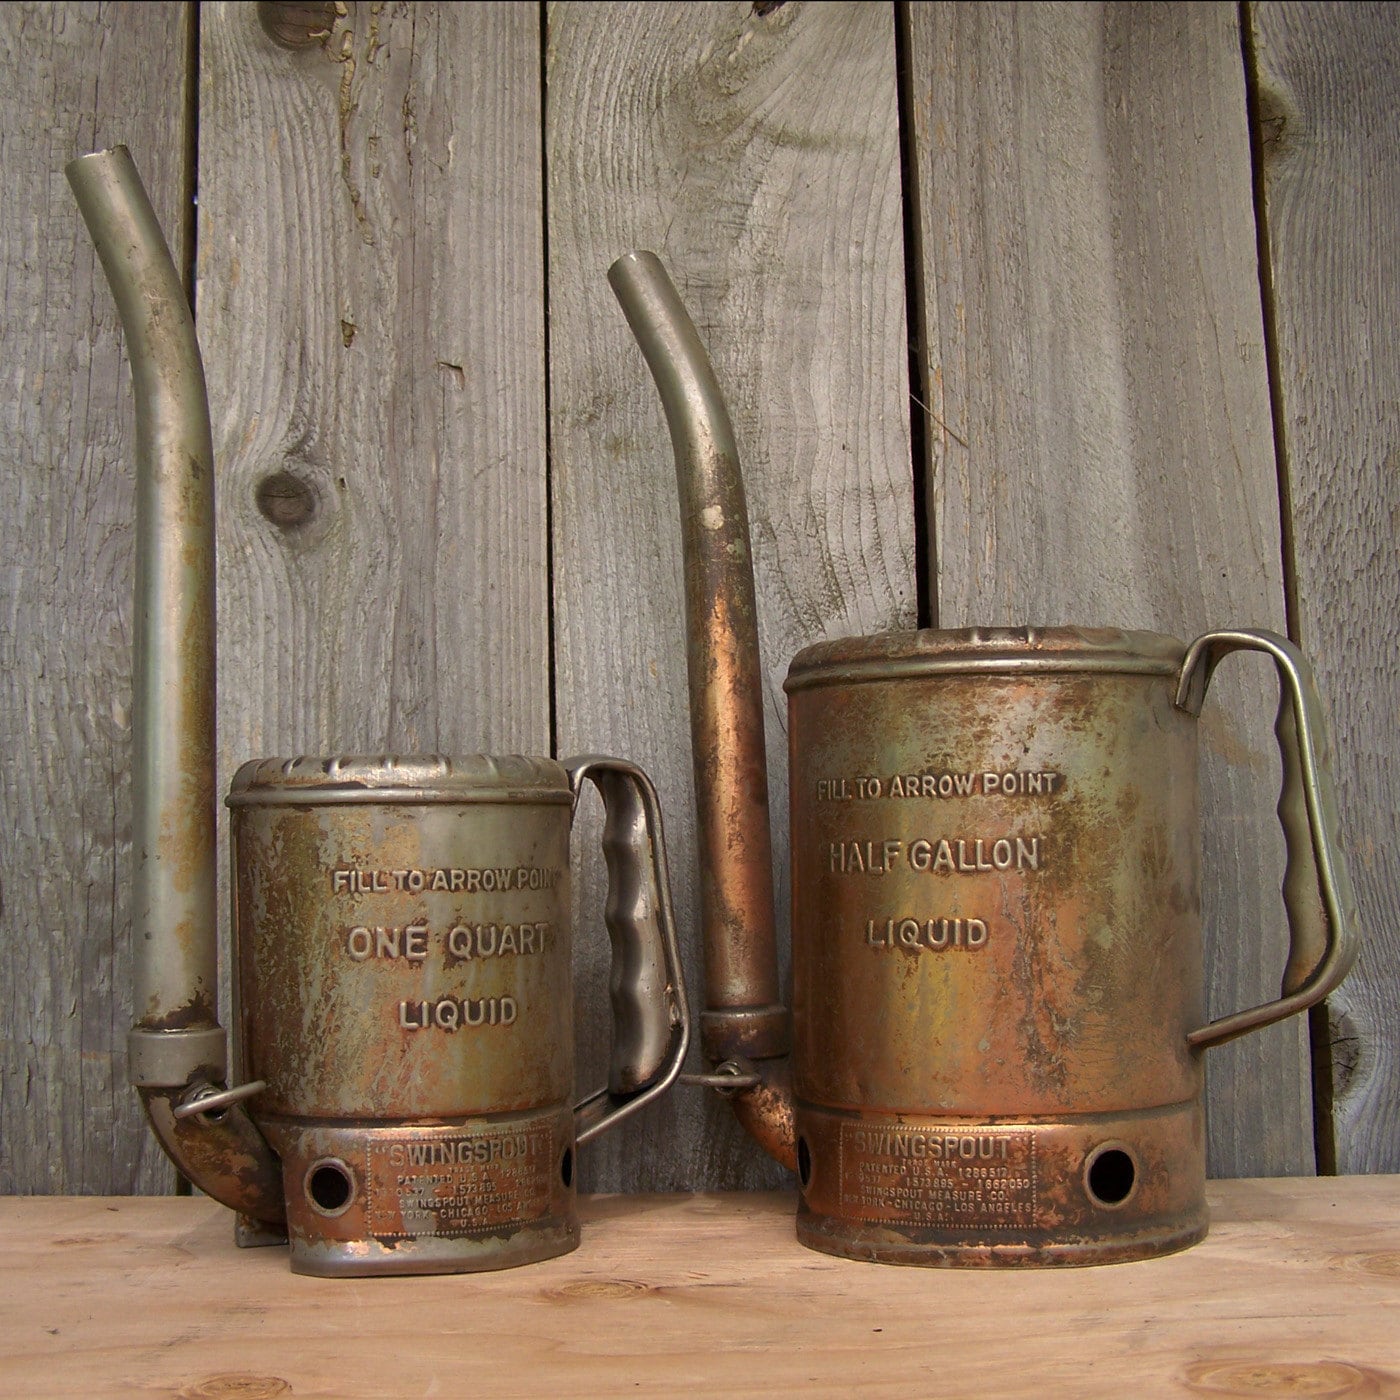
[171,1079,266,1121]
[1174,629,1360,1049]
[566,756,690,1144]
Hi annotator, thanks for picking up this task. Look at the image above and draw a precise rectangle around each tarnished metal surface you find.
[729,1058,798,1174]
[230,757,574,1275]
[140,1089,287,1227]
[608,250,792,1138]
[784,625,1357,1264]
[68,147,285,1221]
[1175,630,1360,1046]
[567,756,691,1142]
[72,151,690,1271]
[229,759,576,1127]
[261,1113,577,1277]
[66,147,221,1071]
[795,1106,1208,1266]
[607,254,787,1055]
[229,753,687,1276]
[787,628,1200,1125]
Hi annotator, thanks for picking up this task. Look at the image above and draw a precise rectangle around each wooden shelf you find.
[3,1178,1397,1397]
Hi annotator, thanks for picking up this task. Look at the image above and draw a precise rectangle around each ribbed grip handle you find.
[567,756,690,1144]
[1174,630,1360,1049]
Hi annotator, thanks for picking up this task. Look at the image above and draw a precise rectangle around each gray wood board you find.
[906,1,1313,1176]
[0,0,192,1194]
[1250,0,1400,1173]
[198,0,549,769]
[546,0,917,1190]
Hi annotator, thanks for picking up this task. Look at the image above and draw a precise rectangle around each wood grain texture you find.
[0,1,192,1195]
[8,0,1390,1202]
[3,1180,1398,1396]
[546,1,916,1191]
[906,2,1312,1176]
[1249,1,1400,1173]
[199,1,548,770]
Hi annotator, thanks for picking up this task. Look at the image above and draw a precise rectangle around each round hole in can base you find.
[1085,1145,1137,1207]
[797,1136,813,1191]
[306,1159,354,1215]
[560,1148,575,1189]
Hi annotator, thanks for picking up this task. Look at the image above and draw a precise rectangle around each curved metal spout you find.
[608,250,795,1170]
[67,147,283,1221]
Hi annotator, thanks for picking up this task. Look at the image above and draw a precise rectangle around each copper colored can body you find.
[606,249,1358,1265]
[228,755,687,1277]
[785,627,1356,1266]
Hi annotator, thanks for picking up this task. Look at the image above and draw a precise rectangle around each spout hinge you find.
[128,1026,228,1088]
[141,1087,286,1227]
[700,1005,791,1064]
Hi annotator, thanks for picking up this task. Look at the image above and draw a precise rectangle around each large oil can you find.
[785,625,1352,1263]
[609,250,1359,1265]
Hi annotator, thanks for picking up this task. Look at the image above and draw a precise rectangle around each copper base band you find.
[794,1100,1208,1266]
[260,1108,578,1277]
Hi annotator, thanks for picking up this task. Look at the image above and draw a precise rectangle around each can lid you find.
[226,755,573,807]
[784,626,1186,693]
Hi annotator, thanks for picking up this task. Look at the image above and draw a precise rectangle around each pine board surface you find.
[2,1180,1397,1397]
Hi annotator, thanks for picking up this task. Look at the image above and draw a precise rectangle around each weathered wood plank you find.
[0,1,193,1195]
[199,1,548,770]
[3,1181,1399,1396]
[546,1,916,1190]
[1249,1,1400,1173]
[906,2,1311,1176]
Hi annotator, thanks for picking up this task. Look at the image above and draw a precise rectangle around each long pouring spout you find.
[68,147,283,1222]
[608,251,795,1170]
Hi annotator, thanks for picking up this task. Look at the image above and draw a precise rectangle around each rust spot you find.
[142,991,217,1033]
